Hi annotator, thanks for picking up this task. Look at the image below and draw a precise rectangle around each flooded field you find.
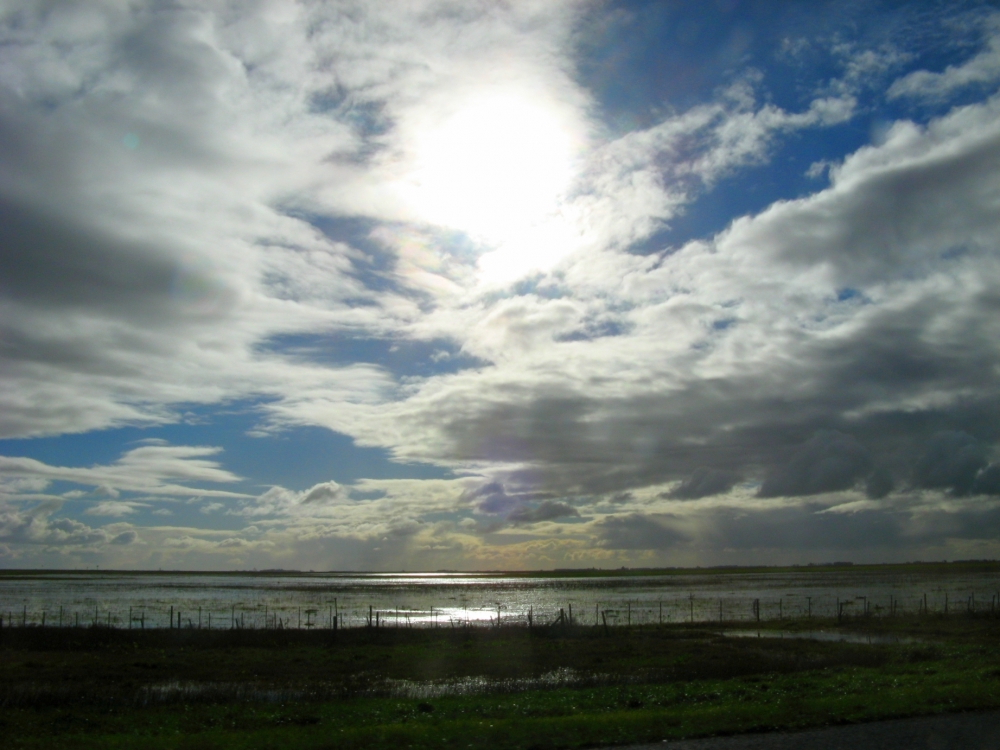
[1,565,999,630]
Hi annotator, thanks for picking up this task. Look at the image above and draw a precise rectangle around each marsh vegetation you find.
[2,603,1000,749]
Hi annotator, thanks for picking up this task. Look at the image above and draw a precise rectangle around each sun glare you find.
[397,91,583,283]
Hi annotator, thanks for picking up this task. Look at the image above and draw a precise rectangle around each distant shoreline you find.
[2,559,999,577]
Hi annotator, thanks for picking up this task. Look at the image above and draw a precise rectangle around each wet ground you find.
[718,629,919,645]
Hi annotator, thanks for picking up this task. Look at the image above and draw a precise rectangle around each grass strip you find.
[5,641,1000,749]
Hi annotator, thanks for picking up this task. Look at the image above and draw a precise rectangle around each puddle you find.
[376,668,615,699]
[1,669,637,708]
[719,629,918,645]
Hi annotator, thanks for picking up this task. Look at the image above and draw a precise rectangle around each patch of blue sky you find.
[576,1,884,127]
[474,275,570,306]
[581,1,997,254]
[309,87,390,136]
[274,212,403,298]
[628,123,871,253]
[291,213,486,304]
[579,1,772,127]
[837,288,861,302]
[556,319,631,343]
[261,333,485,379]
[0,401,451,495]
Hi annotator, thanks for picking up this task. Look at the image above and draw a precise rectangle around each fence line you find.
[2,590,999,631]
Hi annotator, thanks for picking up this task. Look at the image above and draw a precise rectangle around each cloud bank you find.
[2,2,1000,569]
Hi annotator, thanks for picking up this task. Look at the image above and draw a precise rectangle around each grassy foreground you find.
[2,615,999,749]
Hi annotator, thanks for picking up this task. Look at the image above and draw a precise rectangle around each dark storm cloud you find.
[410,233,1000,512]
[972,464,1000,495]
[912,431,987,496]
[110,530,139,545]
[507,500,579,526]
[759,431,872,498]
[0,197,213,321]
[865,466,895,500]
[595,513,687,550]
[300,482,346,504]
[463,482,517,515]
[703,504,904,552]
[669,467,739,499]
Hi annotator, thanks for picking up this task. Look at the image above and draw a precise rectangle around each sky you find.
[3,0,1000,571]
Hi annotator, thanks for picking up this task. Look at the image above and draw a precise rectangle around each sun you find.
[396,90,583,281]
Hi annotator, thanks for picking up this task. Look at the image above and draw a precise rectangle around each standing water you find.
[1,565,998,629]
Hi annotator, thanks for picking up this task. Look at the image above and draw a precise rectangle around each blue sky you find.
[3,0,1000,570]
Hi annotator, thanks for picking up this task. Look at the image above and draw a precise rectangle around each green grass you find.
[3,616,1000,749]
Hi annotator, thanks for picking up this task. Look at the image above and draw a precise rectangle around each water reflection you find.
[1,568,996,629]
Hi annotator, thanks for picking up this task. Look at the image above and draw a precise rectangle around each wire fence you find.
[3,590,999,630]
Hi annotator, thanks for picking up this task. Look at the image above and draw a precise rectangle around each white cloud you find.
[86,501,145,517]
[0,443,248,498]
[327,87,1000,516]
[0,1,871,448]
[0,1,411,440]
[889,15,1000,100]
[0,501,123,547]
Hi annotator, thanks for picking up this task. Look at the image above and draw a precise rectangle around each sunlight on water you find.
[1,568,997,629]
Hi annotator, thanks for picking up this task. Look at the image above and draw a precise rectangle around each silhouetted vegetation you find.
[2,613,1000,748]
